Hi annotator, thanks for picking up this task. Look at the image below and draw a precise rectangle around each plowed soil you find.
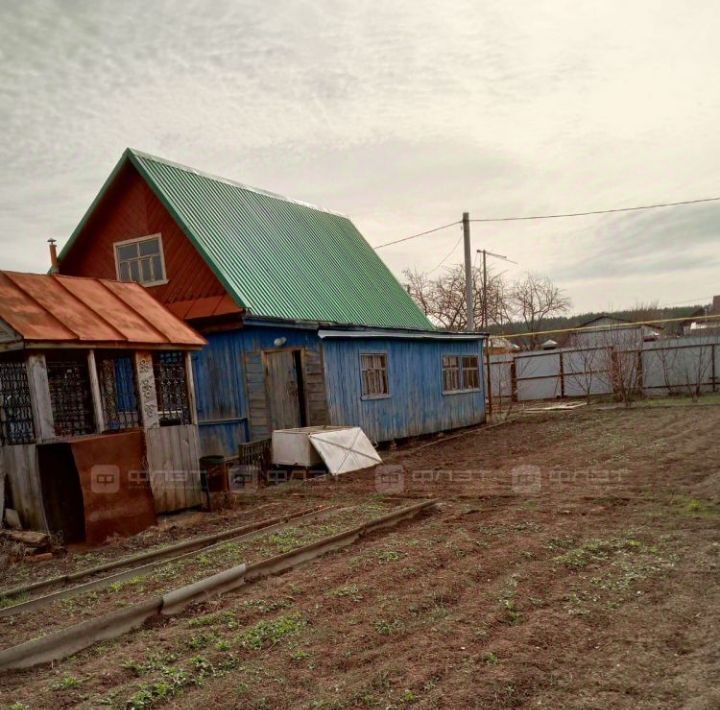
[1,405,718,709]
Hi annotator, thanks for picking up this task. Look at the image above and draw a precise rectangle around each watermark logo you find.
[90,464,120,494]
[375,465,405,495]
[511,464,542,495]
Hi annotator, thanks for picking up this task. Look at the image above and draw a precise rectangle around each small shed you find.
[0,271,206,543]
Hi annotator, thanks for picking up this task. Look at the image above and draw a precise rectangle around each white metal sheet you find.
[272,426,350,467]
[308,427,382,475]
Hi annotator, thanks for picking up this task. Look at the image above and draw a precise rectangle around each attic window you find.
[114,234,167,286]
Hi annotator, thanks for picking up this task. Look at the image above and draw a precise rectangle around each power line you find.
[469,195,720,224]
[373,220,460,249]
[427,231,464,274]
[373,194,720,250]
[660,295,713,306]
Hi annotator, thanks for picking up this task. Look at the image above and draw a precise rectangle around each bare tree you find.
[630,300,662,323]
[654,341,713,401]
[403,265,509,331]
[562,346,614,401]
[508,273,571,348]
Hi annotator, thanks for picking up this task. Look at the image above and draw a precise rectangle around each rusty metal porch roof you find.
[0,271,206,349]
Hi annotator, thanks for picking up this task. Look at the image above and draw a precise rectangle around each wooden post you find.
[134,352,159,429]
[185,352,198,426]
[87,351,105,433]
[712,344,717,393]
[26,353,55,441]
[484,340,493,417]
[463,212,473,332]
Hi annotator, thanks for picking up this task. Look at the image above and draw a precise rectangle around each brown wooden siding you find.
[59,162,229,308]
[302,348,330,425]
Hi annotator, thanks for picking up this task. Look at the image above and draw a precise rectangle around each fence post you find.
[712,344,717,393]
[484,344,493,417]
[559,351,565,399]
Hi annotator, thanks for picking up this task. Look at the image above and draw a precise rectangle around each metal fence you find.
[488,334,720,403]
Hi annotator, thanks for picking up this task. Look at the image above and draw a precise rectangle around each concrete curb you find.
[162,564,248,616]
[0,505,333,605]
[0,599,162,670]
[0,505,339,619]
[0,499,437,672]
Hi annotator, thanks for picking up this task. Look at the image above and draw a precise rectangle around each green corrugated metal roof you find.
[64,148,432,330]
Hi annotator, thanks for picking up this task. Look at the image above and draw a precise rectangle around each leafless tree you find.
[608,347,643,407]
[630,300,662,323]
[508,273,571,348]
[561,346,614,401]
[654,342,713,401]
[403,265,509,331]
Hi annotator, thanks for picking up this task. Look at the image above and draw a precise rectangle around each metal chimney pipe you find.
[48,239,59,272]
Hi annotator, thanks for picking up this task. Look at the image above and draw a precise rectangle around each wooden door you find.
[265,350,304,430]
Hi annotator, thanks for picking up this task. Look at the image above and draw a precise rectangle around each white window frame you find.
[113,233,168,287]
[442,353,481,394]
[359,351,390,400]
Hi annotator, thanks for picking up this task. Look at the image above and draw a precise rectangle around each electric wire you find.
[373,220,461,249]
[374,194,720,250]
[427,231,464,274]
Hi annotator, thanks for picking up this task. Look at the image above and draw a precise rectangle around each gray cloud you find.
[1,0,719,311]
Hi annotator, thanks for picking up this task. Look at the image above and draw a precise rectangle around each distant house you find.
[683,295,720,336]
[58,149,486,454]
[0,271,205,536]
[564,314,661,350]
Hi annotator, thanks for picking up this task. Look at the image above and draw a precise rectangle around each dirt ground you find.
[1,404,719,709]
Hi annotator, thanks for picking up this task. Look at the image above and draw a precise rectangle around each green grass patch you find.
[555,536,642,570]
[328,584,364,602]
[0,591,28,609]
[238,613,307,649]
[50,674,81,691]
[374,618,405,636]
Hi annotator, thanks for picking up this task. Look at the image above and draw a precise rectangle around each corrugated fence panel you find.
[515,352,562,401]
[492,335,720,403]
[489,354,513,399]
[322,337,486,443]
[562,348,614,397]
[642,342,717,395]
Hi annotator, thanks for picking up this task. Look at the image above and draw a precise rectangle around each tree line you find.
[403,265,707,338]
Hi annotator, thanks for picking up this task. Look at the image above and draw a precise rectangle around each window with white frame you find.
[442,355,461,392]
[360,352,389,398]
[115,234,166,286]
[462,355,480,390]
[443,354,480,392]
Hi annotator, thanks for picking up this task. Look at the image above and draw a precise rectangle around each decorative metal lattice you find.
[0,358,35,446]
[97,353,141,430]
[153,351,191,426]
[47,355,95,437]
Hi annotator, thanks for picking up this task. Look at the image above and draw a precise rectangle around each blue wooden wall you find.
[321,336,486,443]
[192,325,486,455]
[190,324,322,456]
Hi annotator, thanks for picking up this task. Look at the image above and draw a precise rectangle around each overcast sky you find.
[1,0,719,313]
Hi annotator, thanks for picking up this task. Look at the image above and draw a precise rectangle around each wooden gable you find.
[59,162,240,320]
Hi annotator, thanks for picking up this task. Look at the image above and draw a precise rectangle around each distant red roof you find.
[0,271,206,349]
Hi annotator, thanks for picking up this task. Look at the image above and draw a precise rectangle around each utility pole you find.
[476,248,519,330]
[463,212,473,332]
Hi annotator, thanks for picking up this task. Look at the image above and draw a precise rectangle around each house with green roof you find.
[59,149,486,455]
